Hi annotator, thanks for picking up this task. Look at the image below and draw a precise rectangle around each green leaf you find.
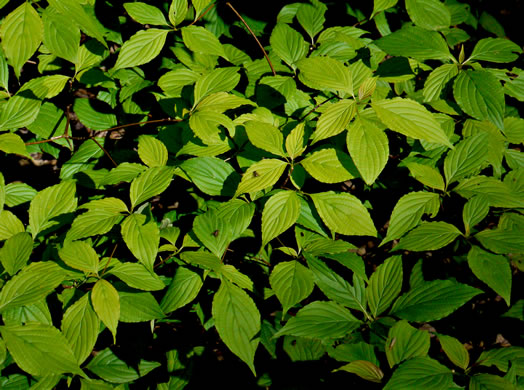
[405,0,451,31]
[373,98,452,147]
[502,300,524,321]
[347,117,389,185]
[469,38,522,63]
[67,197,128,241]
[91,279,120,343]
[470,374,514,390]
[42,7,80,63]
[306,254,367,313]
[375,26,452,61]
[158,68,199,97]
[312,99,356,144]
[28,180,77,238]
[2,299,52,326]
[386,320,430,368]
[219,264,254,292]
[270,23,308,70]
[244,120,286,157]
[296,3,325,43]
[0,323,83,377]
[197,92,256,113]
[138,135,168,167]
[48,0,106,48]
[130,166,173,209]
[301,149,357,184]
[269,260,314,315]
[405,162,445,191]
[193,209,232,258]
[262,191,300,246]
[108,262,165,291]
[467,246,512,306]
[367,256,403,318]
[0,47,8,91]
[463,195,490,236]
[59,240,99,274]
[3,183,36,208]
[194,67,240,105]
[438,334,469,370]
[86,348,160,384]
[423,64,459,102]
[235,159,287,196]
[394,221,462,251]
[453,70,505,130]
[161,266,203,313]
[444,132,489,186]
[188,110,234,145]
[0,3,42,78]
[0,172,4,213]
[0,210,25,241]
[212,280,260,375]
[310,191,377,237]
[285,122,307,161]
[181,25,225,58]
[114,29,168,70]
[74,98,117,130]
[61,293,100,364]
[372,0,398,18]
[475,227,524,254]
[384,357,452,390]
[169,0,188,27]
[274,301,361,339]
[0,233,32,276]
[180,157,239,196]
[476,346,524,375]
[121,214,160,270]
[119,291,164,323]
[391,279,482,321]
[124,3,169,26]
[335,360,384,383]
[216,199,255,240]
[0,133,30,157]
[60,138,105,180]
[382,192,440,245]
[297,56,353,94]
[454,176,524,208]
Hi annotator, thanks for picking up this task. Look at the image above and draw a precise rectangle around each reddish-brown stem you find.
[91,137,117,167]
[188,2,216,26]
[101,244,118,276]
[226,2,276,76]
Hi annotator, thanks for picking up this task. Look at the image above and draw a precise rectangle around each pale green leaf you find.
[405,162,445,191]
[108,262,165,291]
[469,38,522,63]
[0,210,25,241]
[91,279,120,343]
[0,172,3,213]
[335,360,384,383]
[60,138,105,180]
[274,301,361,339]
[0,47,8,91]
[384,357,452,390]
[453,70,505,130]
[270,23,308,70]
[0,133,30,157]
[74,98,117,130]
[180,156,238,196]
[444,132,489,186]
[244,120,286,157]
[193,209,232,258]
[28,180,77,238]
[235,159,287,196]
[216,199,255,240]
[475,227,524,254]
[296,3,325,42]
[269,260,314,315]
[188,110,234,145]
[212,280,260,375]
[59,240,99,274]
[181,25,225,58]
[0,3,42,78]
[438,334,469,370]
[219,264,254,291]
[297,56,353,93]
[463,195,490,236]
[194,67,240,104]
[197,92,255,113]
[42,7,80,63]
[285,122,307,160]
[124,3,169,26]
[161,266,203,313]
[180,250,221,271]
[372,97,452,147]
[301,148,357,184]
[367,256,402,318]
[312,99,356,144]
[114,29,168,70]
[423,64,459,102]
[394,221,462,251]
[158,68,199,97]
[262,191,300,246]
[468,246,511,305]
[62,293,100,364]
[121,214,159,270]
[2,299,52,326]
[405,0,451,30]
[0,232,32,276]
[0,93,41,131]
[169,0,188,27]
[375,25,452,60]
[138,135,168,167]
[0,323,83,377]
[310,191,377,236]
[372,0,398,18]
[386,320,430,368]
[130,166,173,209]
[454,176,524,208]
[4,183,36,208]
[391,279,482,321]
[119,291,164,323]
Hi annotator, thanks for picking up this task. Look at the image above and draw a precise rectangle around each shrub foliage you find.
[0,0,523,388]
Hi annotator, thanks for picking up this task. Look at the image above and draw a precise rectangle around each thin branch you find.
[226,2,276,76]
[101,244,118,276]
[299,95,337,121]
[91,136,118,167]
[188,2,216,26]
